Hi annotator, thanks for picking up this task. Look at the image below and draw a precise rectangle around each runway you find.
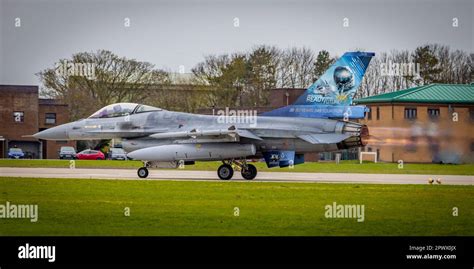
[0,167,472,185]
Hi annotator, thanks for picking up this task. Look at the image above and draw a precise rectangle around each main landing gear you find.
[136,159,258,180]
[217,159,257,180]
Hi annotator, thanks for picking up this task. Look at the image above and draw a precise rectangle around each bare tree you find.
[278,47,315,88]
[37,50,169,120]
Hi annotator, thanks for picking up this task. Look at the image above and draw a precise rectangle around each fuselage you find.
[35,109,368,158]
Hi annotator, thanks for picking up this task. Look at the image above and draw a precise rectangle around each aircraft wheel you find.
[138,167,149,178]
[217,164,234,180]
[241,164,257,180]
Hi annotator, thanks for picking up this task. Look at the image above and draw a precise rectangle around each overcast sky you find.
[0,0,472,85]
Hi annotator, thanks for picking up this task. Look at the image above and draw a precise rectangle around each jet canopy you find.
[88,103,162,119]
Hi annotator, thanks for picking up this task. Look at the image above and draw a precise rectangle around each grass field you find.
[0,177,472,236]
[1,159,473,175]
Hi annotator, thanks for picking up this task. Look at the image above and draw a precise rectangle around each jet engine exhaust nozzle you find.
[337,123,370,150]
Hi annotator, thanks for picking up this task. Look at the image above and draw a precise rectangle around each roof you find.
[354,84,474,105]
[0,85,38,94]
[39,98,67,106]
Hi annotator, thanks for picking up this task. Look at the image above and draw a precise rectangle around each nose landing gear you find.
[137,167,149,178]
[137,161,150,178]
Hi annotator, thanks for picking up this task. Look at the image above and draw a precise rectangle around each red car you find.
[76,149,105,160]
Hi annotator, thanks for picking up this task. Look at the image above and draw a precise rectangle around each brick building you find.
[355,83,474,164]
[0,85,75,159]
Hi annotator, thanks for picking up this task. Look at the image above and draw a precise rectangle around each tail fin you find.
[294,51,375,106]
[262,51,375,119]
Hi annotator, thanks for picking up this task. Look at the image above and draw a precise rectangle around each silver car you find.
[110,148,127,160]
[59,146,77,159]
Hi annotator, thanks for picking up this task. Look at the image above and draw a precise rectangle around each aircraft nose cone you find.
[33,125,69,140]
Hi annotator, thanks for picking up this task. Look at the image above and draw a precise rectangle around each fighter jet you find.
[34,51,374,180]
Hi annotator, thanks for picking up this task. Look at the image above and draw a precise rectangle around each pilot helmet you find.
[333,66,354,93]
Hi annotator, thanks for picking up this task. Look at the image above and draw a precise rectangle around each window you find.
[404,108,417,120]
[376,107,380,120]
[367,107,372,120]
[13,111,24,122]
[88,103,138,118]
[135,105,161,113]
[427,108,440,120]
[45,113,56,124]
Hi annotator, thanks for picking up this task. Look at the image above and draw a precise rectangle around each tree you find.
[191,53,247,108]
[37,50,169,120]
[313,50,335,81]
[412,45,441,85]
[192,45,281,108]
[247,45,279,106]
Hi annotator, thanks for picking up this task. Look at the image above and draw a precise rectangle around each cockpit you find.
[88,103,162,119]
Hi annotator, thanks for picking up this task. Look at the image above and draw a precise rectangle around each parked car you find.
[59,146,77,159]
[109,148,127,160]
[76,149,105,160]
[8,148,25,159]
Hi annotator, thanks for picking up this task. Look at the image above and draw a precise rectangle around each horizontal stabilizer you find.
[298,133,351,144]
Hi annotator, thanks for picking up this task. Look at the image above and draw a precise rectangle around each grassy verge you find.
[0,177,472,236]
[0,159,473,175]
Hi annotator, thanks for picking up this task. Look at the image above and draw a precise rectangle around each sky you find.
[0,0,472,85]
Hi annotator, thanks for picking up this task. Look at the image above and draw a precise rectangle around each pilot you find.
[98,110,106,118]
[113,104,122,114]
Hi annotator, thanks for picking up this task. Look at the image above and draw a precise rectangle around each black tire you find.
[138,167,149,178]
[217,164,234,180]
[241,164,257,180]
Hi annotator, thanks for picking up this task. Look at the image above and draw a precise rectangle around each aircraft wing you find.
[297,133,351,144]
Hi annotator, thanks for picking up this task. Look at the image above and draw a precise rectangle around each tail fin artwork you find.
[262,51,375,119]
